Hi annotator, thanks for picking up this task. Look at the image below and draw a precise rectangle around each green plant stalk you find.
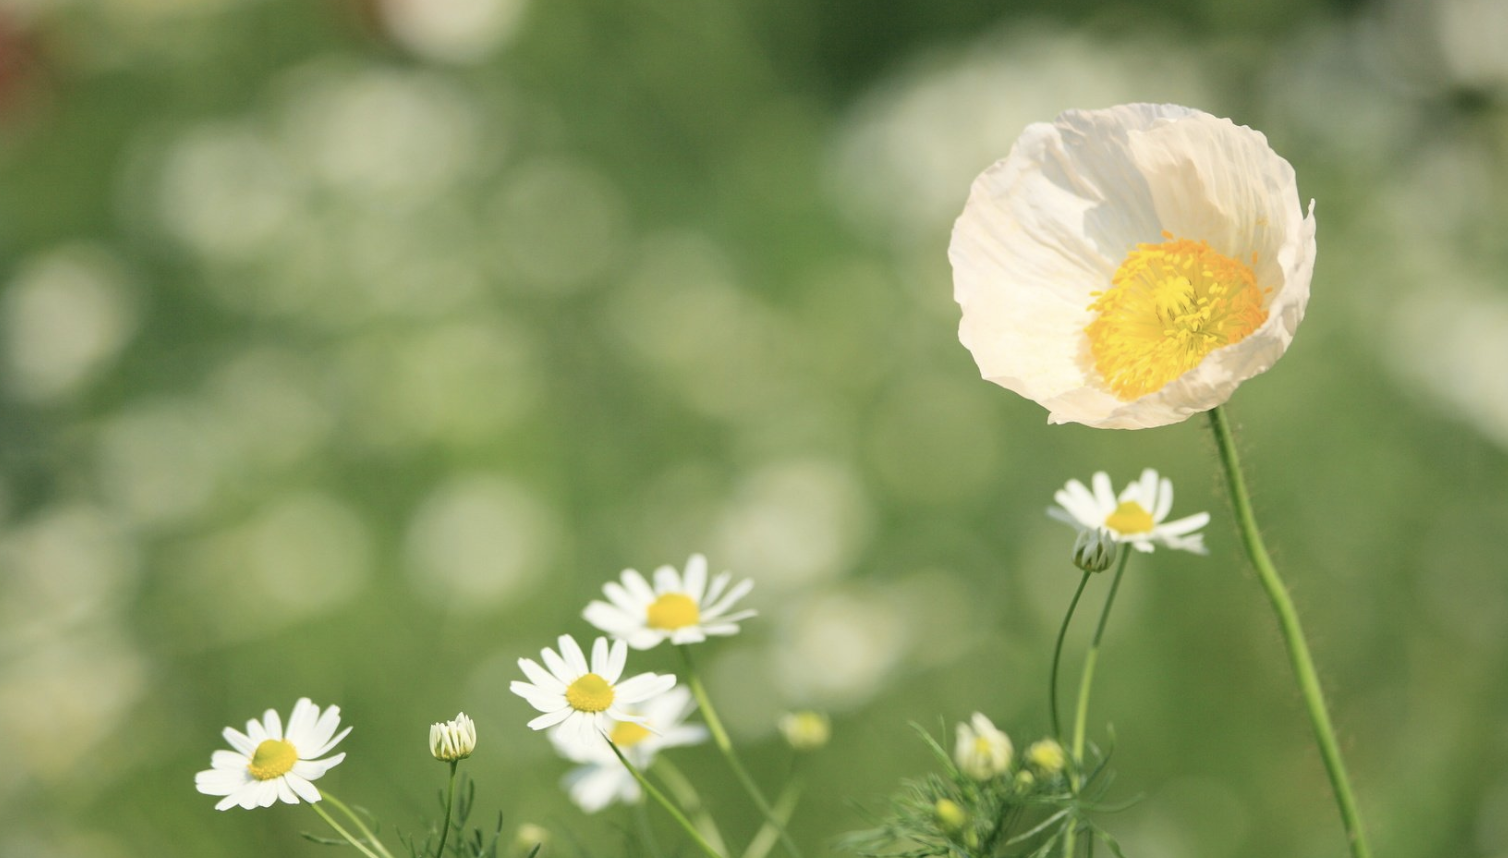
[1063,545,1130,858]
[310,800,383,858]
[678,645,804,858]
[606,739,726,858]
[741,776,803,858]
[1049,570,1094,741]
[1208,405,1371,858]
[654,756,730,856]
[320,790,396,858]
[435,761,459,858]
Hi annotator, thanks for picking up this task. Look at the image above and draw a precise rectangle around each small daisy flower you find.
[430,712,476,762]
[194,698,351,811]
[550,686,708,813]
[955,712,1013,781]
[1050,468,1209,554]
[583,554,756,650]
[950,104,1315,429]
[510,634,677,753]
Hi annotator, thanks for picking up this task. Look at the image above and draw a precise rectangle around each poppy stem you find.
[1208,405,1371,858]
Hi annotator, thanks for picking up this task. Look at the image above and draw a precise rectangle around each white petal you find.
[558,635,589,676]
[682,555,708,602]
[603,639,627,684]
[519,658,567,694]
[222,726,256,756]
[583,601,638,636]
[1091,472,1116,510]
[285,771,323,803]
[263,708,283,741]
[603,580,646,614]
[528,708,574,731]
[614,672,676,703]
[540,647,574,685]
[620,569,656,604]
[652,564,681,595]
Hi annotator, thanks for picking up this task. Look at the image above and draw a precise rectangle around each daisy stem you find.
[1049,570,1094,741]
[1063,546,1130,858]
[678,645,805,858]
[607,738,726,858]
[653,756,730,856]
[320,791,397,858]
[740,775,803,858]
[1207,405,1372,858]
[435,760,459,858]
[310,800,383,858]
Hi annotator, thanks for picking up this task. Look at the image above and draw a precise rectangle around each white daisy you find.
[582,554,756,650]
[950,103,1316,429]
[954,712,1013,781]
[550,686,708,813]
[194,698,351,811]
[1050,468,1209,554]
[430,712,476,762]
[510,634,677,753]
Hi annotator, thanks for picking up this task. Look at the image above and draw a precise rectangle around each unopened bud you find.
[1072,528,1117,573]
[934,798,967,832]
[1026,738,1066,775]
[777,710,831,752]
[430,712,476,762]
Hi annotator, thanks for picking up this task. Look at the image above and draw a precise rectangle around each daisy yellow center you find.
[248,738,298,781]
[646,593,700,630]
[1086,235,1268,400]
[610,719,653,748]
[1105,500,1155,535]
[565,673,615,713]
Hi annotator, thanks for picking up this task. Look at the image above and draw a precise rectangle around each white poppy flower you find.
[1050,468,1209,554]
[950,103,1316,429]
[510,634,677,753]
[194,698,351,811]
[582,554,756,650]
[550,686,708,813]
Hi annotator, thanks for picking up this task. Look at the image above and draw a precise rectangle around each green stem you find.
[1208,405,1372,858]
[678,646,804,858]
[1050,570,1094,740]
[606,739,726,858]
[310,801,383,858]
[653,756,730,856]
[320,791,396,858]
[1063,546,1131,858]
[435,761,459,858]
[741,777,803,858]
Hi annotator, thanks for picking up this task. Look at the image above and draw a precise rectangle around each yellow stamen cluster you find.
[646,593,700,630]
[565,673,615,713]
[248,738,298,781]
[609,719,652,748]
[1104,500,1155,535]
[1086,235,1268,400]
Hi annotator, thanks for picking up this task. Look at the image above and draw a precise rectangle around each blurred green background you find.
[2,0,1507,856]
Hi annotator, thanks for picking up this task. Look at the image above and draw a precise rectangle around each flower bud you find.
[934,798,967,832]
[777,710,831,752]
[430,712,476,762]
[1072,527,1117,573]
[1013,769,1037,793]
[954,713,1012,780]
[1026,738,1066,775]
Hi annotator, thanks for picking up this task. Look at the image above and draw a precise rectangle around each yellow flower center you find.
[1086,235,1268,400]
[609,719,653,748]
[248,738,298,781]
[565,673,615,713]
[1104,500,1155,535]
[646,593,700,630]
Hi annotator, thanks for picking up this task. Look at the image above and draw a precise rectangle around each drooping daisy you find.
[511,634,677,753]
[954,712,1013,781]
[1050,469,1209,554]
[194,698,351,811]
[582,554,756,650]
[950,104,1316,429]
[550,686,708,813]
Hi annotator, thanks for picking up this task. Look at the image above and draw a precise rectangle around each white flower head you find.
[194,698,351,811]
[950,104,1316,429]
[430,712,476,762]
[510,634,677,753]
[583,554,756,650]
[549,685,708,813]
[955,712,1013,781]
[1050,468,1209,554]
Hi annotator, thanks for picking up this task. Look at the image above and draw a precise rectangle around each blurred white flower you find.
[950,104,1315,429]
[430,712,476,762]
[583,554,755,649]
[1050,469,1209,554]
[954,712,1012,781]
[194,698,350,811]
[550,686,707,813]
[511,635,676,753]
